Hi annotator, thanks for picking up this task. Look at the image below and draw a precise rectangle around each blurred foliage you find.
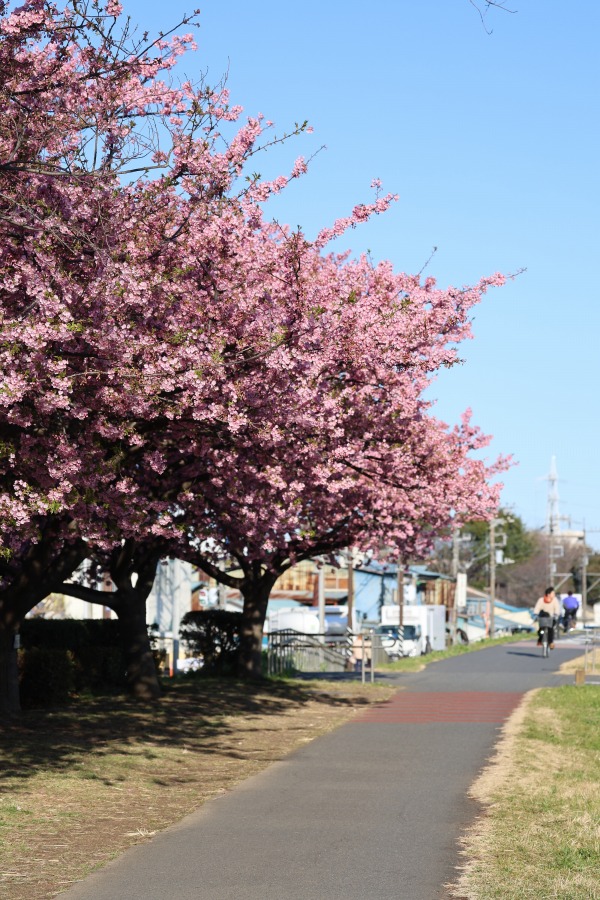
[461,510,536,590]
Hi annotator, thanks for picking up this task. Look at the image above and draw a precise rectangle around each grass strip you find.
[452,684,600,899]
[380,632,532,673]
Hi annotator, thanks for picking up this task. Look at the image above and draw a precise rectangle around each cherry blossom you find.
[0,1,510,704]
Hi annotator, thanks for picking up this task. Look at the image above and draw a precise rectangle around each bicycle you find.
[537,614,555,657]
[561,610,577,633]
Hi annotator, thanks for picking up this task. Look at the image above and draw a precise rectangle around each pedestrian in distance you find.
[351,633,371,672]
[533,587,561,649]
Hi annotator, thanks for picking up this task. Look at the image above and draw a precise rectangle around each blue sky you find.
[126,0,600,542]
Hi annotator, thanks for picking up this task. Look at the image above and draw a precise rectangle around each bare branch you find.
[468,0,517,34]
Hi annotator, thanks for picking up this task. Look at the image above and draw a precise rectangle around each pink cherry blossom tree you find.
[0,1,511,712]
[0,0,313,550]
[0,0,316,712]
[98,202,508,678]
[51,201,509,687]
[164,236,509,678]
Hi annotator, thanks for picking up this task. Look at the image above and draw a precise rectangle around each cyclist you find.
[533,587,560,649]
[562,591,580,630]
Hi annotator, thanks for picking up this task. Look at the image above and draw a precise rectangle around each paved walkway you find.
[61,638,585,900]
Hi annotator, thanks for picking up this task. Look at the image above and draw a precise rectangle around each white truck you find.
[266,605,352,638]
[266,607,320,635]
[380,604,447,655]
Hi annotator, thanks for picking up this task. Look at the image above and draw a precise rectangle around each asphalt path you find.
[61,637,586,900]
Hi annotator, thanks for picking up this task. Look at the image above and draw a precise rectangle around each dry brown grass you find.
[560,653,588,675]
[0,677,396,900]
[560,650,600,678]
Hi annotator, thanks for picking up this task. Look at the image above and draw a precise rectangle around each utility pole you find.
[577,526,600,624]
[489,519,496,638]
[317,565,325,640]
[545,456,572,586]
[346,550,354,634]
[396,560,404,628]
[582,546,588,626]
[378,570,386,614]
[546,456,559,585]
[451,527,460,644]
[546,457,560,531]
[452,528,460,580]
[487,514,513,637]
[554,525,600,625]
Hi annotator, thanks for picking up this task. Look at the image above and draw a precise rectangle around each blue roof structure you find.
[495,599,531,613]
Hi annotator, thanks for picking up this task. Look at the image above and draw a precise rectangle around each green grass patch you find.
[380,632,532,673]
[455,685,600,899]
[524,685,600,751]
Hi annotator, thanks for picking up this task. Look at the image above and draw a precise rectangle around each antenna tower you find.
[546,455,561,537]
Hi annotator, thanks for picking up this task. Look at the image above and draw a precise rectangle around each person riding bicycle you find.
[533,587,560,649]
[562,591,580,630]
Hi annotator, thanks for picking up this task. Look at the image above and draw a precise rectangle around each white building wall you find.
[146,558,195,634]
[62,596,112,619]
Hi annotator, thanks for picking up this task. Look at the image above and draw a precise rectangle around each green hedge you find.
[18,619,126,706]
[18,647,76,707]
[20,618,122,651]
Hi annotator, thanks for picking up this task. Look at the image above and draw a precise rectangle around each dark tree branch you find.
[193,554,245,591]
[468,0,517,34]
[58,580,112,607]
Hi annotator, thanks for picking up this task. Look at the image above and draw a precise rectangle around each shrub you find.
[18,648,76,708]
[72,645,126,692]
[179,610,242,675]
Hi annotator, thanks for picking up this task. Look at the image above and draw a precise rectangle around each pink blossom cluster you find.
[0,1,509,611]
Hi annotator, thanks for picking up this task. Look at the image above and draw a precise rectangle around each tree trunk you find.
[60,542,163,702]
[114,593,161,701]
[237,577,274,680]
[0,619,21,716]
[0,532,87,718]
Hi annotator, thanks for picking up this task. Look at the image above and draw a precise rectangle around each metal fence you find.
[583,628,600,682]
[371,630,406,664]
[265,630,402,678]
[266,631,351,676]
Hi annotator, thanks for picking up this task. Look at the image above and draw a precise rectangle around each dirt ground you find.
[0,677,396,900]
